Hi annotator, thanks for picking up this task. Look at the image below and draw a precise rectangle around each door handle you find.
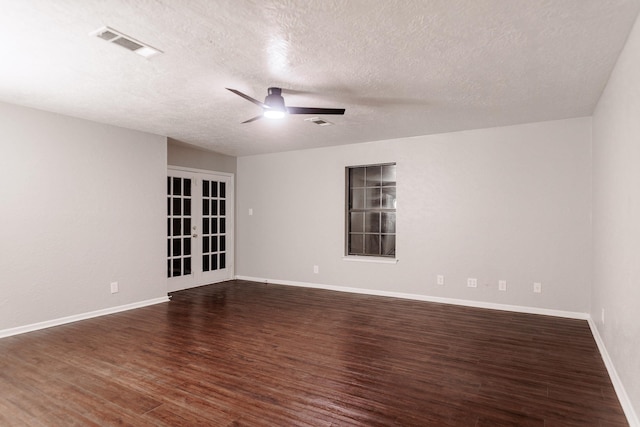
[192,234,198,238]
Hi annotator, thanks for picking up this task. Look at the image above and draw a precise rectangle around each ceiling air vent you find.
[304,117,333,126]
[111,37,144,51]
[90,26,162,58]
[96,29,118,41]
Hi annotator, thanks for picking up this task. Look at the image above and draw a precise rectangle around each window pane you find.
[365,188,381,209]
[211,200,218,216]
[220,253,226,269]
[350,167,365,188]
[184,179,191,197]
[184,198,191,216]
[349,234,364,254]
[350,212,364,233]
[220,182,226,198]
[220,236,226,251]
[365,234,380,255]
[220,200,226,216]
[381,235,396,256]
[172,178,181,196]
[167,239,170,257]
[212,254,218,271]
[183,257,191,275]
[183,238,191,256]
[382,187,396,209]
[172,218,181,236]
[167,197,170,216]
[203,217,209,234]
[203,254,210,272]
[382,212,396,234]
[365,212,380,233]
[173,198,181,216]
[184,218,191,234]
[351,188,366,209]
[203,180,209,197]
[211,218,218,234]
[382,165,396,186]
[167,260,171,278]
[172,238,181,257]
[365,165,382,187]
[203,236,209,253]
[220,218,226,234]
[211,236,218,252]
[212,181,219,198]
[167,177,171,195]
[203,199,209,216]
[172,258,182,277]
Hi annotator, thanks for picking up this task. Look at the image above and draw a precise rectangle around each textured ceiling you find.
[0,0,638,156]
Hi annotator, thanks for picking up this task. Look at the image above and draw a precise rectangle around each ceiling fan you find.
[226,87,346,123]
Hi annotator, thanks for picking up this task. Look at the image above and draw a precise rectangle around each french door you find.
[167,169,233,292]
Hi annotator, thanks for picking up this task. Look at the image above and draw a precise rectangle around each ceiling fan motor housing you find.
[265,87,286,111]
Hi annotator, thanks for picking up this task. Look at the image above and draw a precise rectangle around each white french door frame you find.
[167,167,234,292]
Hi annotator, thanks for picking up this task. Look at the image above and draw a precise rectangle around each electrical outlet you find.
[498,280,507,291]
[437,275,444,285]
[110,281,119,294]
[313,265,319,274]
[248,208,253,216]
[533,282,542,293]
[467,278,478,288]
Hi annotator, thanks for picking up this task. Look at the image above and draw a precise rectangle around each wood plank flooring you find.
[0,280,628,426]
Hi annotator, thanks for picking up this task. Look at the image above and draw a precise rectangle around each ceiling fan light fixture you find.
[226,86,345,124]
[263,109,286,119]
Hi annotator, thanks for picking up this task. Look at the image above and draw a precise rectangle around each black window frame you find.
[345,163,396,258]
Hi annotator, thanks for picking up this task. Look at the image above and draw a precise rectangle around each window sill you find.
[342,256,399,264]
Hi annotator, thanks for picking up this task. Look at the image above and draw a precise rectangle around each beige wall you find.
[167,139,236,174]
[0,102,167,331]
[592,11,640,421]
[236,117,592,313]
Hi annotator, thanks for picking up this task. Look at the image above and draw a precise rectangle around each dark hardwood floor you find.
[0,280,628,426]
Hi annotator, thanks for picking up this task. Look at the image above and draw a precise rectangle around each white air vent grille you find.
[90,26,162,58]
[111,37,144,51]
[304,117,333,126]
[97,30,118,41]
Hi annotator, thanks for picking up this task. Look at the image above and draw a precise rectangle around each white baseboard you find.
[588,318,639,427]
[235,275,588,320]
[0,296,170,339]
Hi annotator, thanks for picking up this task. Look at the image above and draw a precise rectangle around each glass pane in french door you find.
[202,179,226,272]
[167,176,192,277]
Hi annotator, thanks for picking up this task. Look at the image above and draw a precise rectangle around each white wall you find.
[0,102,167,331]
[237,117,592,313]
[592,11,640,418]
